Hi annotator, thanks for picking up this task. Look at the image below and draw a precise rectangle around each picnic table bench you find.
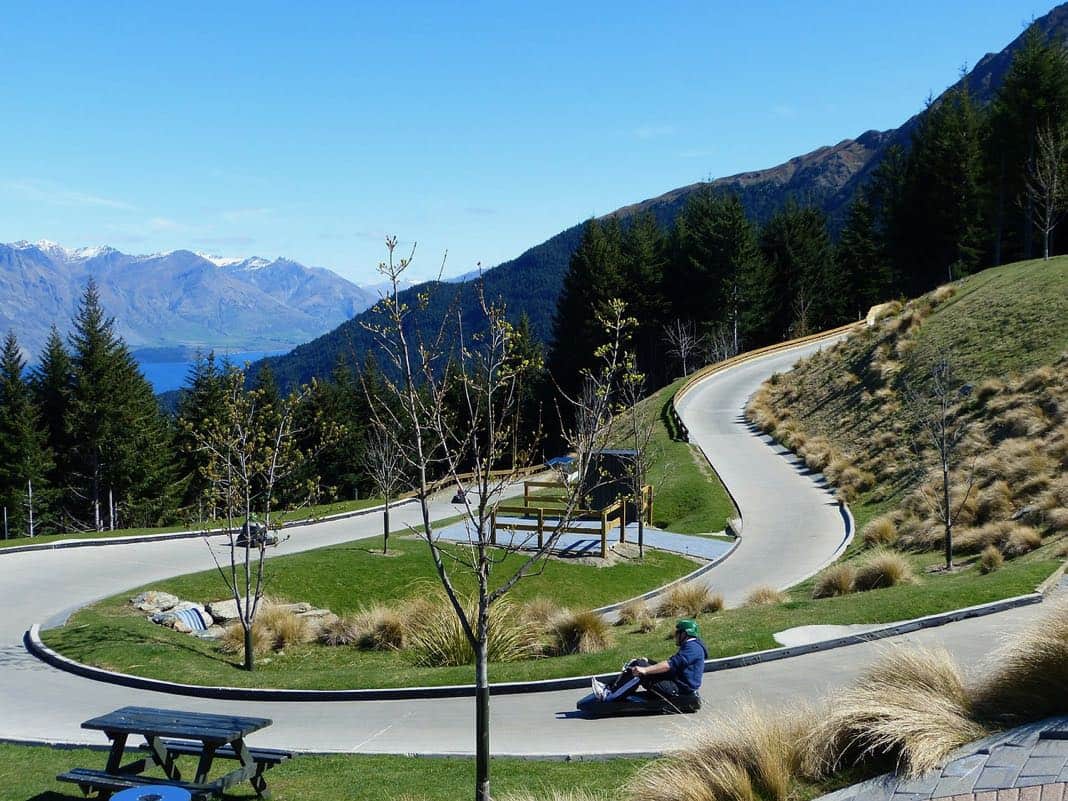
[57,706,293,800]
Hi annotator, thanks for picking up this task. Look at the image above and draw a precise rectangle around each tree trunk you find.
[474,618,490,801]
[383,498,390,554]
[942,462,953,571]
[27,480,34,537]
[244,625,255,671]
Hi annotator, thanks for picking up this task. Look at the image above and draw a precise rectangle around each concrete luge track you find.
[0,331,1042,757]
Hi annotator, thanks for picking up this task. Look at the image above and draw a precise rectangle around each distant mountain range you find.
[253,3,1068,391]
[0,241,383,358]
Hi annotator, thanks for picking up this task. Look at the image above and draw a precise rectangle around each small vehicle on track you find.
[575,685,702,717]
[235,518,279,548]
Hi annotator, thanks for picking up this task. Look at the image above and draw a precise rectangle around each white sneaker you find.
[591,678,608,700]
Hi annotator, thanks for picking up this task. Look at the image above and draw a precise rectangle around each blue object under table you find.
[111,785,192,801]
[56,706,293,800]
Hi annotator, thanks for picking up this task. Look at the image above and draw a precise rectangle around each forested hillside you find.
[257,6,1068,393]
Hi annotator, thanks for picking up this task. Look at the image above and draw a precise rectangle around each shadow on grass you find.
[52,623,239,672]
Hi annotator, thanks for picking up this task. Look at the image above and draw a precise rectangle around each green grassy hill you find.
[748,256,1068,556]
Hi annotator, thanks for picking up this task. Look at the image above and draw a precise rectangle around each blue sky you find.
[0,1,1052,284]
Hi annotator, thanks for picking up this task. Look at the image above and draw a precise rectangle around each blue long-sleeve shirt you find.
[667,636,709,692]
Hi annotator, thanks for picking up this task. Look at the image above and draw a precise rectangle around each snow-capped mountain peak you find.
[195,252,272,270]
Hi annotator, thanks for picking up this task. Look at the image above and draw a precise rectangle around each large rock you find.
[131,591,179,613]
[206,598,248,622]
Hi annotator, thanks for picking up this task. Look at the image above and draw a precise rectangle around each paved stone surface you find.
[814,719,1068,801]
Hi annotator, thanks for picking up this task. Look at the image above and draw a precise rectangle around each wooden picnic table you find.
[57,706,293,800]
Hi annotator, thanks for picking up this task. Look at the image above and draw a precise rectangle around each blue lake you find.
[136,349,289,393]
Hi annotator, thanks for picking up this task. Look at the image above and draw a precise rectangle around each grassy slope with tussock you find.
[748,256,1068,575]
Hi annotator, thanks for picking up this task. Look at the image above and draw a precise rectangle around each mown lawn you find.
[42,530,1057,690]
[0,743,644,801]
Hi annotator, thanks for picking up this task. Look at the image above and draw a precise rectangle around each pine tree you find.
[0,332,54,537]
[175,351,227,511]
[836,195,894,319]
[547,218,625,400]
[30,325,72,512]
[620,213,669,382]
[758,202,836,341]
[66,280,176,530]
[670,191,765,353]
[988,26,1068,262]
[899,85,986,291]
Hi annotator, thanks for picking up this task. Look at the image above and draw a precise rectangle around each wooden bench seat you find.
[142,739,294,766]
[56,767,215,800]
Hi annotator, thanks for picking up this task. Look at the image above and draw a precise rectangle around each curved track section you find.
[0,332,1041,756]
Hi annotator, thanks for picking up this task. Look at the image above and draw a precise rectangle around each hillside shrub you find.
[978,545,1004,574]
[547,609,613,655]
[854,549,913,591]
[657,583,723,618]
[812,564,856,599]
[745,585,787,607]
[862,516,898,548]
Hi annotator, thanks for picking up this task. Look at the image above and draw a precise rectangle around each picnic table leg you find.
[105,733,129,774]
[234,738,272,799]
[146,734,183,781]
[194,742,217,785]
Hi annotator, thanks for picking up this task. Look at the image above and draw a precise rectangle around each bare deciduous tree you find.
[1024,123,1068,260]
[360,423,407,554]
[362,238,621,801]
[187,368,323,671]
[663,319,700,376]
[616,356,658,560]
[703,321,741,365]
[904,352,976,571]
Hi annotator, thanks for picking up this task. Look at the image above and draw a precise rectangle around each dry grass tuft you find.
[930,284,957,305]
[1047,508,1068,534]
[862,516,898,548]
[408,598,537,667]
[1003,526,1043,557]
[616,598,652,628]
[973,594,1068,726]
[501,791,612,801]
[217,619,271,657]
[804,647,986,778]
[745,585,787,607]
[812,564,856,599]
[353,604,407,651]
[853,549,914,592]
[258,605,310,650]
[979,545,1004,574]
[318,614,361,646]
[547,609,613,655]
[627,703,812,801]
[657,583,724,618]
[519,597,564,631]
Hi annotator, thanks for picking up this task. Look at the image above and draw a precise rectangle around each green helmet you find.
[675,619,699,638]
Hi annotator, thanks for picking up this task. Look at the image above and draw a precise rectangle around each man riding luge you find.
[592,618,708,710]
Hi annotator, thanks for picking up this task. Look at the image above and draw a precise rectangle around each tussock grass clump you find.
[1003,526,1043,557]
[800,437,833,473]
[408,598,536,667]
[813,564,856,599]
[853,549,914,592]
[862,516,898,548]
[501,791,611,801]
[745,585,787,607]
[318,614,361,646]
[930,283,957,305]
[973,480,1013,526]
[547,609,613,655]
[627,703,812,801]
[1046,508,1068,534]
[353,604,407,651]
[520,597,564,630]
[258,605,310,650]
[979,545,1004,574]
[218,619,272,657]
[617,599,657,633]
[657,583,724,618]
[973,595,1068,726]
[804,647,986,778]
